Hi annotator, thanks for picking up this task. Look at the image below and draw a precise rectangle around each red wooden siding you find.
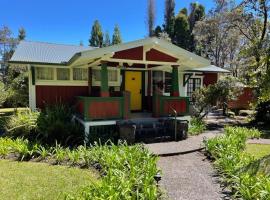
[113,46,143,60]
[228,87,254,109]
[36,86,89,109]
[88,101,120,119]
[203,73,218,86]
[164,100,187,114]
[146,49,178,62]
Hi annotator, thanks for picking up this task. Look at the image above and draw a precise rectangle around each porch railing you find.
[152,95,189,117]
[76,91,130,121]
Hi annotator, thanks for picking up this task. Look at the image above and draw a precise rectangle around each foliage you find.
[192,76,242,117]
[89,20,103,47]
[4,110,39,139]
[147,0,156,37]
[0,137,160,199]
[254,100,270,125]
[0,159,95,200]
[67,142,160,200]
[4,65,29,107]
[188,2,205,51]
[188,117,206,135]
[204,126,270,199]
[18,27,26,41]
[36,104,84,145]
[103,31,111,47]
[112,24,122,45]
[0,81,8,107]
[164,0,175,39]
[174,9,190,49]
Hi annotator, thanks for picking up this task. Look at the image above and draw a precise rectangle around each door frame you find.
[122,70,145,112]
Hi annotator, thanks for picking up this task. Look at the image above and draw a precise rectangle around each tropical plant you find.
[188,117,206,135]
[36,104,84,145]
[204,126,268,199]
[4,110,39,139]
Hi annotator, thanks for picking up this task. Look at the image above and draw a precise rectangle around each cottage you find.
[9,37,229,135]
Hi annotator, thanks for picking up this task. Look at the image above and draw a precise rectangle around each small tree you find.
[89,20,103,47]
[18,27,26,41]
[192,76,242,118]
[112,24,122,45]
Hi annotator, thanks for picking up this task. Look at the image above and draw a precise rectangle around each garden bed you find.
[0,137,160,199]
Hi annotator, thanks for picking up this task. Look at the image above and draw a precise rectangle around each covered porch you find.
[72,38,210,122]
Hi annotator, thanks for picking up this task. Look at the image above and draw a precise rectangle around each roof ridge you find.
[21,40,94,48]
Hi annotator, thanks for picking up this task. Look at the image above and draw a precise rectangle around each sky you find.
[0,0,216,45]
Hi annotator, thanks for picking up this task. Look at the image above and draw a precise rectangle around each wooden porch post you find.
[171,65,180,97]
[88,67,92,96]
[100,63,109,97]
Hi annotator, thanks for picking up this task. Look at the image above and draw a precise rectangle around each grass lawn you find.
[246,144,270,159]
[0,159,97,200]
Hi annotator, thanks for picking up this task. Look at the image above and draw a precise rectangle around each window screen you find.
[73,68,88,81]
[57,68,70,80]
[36,67,54,80]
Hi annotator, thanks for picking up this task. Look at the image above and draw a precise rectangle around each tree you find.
[0,81,8,107]
[164,0,175,40]
[193,1,242,69]
[112,24,122,45]
[18,27,26,41]
[174,9,190,49]
[189,3,205,51]
[103,31,111,47]
[146,0,156,37]
[154,25,162,37]
[89,20,103,47]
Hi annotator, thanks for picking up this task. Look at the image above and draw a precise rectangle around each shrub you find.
[254,100,270,125]
[37,104,84,146]
[4,110,39,139]
[188,117,206,135]
[204,126,269,199]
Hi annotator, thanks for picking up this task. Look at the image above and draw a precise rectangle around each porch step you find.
[117,118,188,143]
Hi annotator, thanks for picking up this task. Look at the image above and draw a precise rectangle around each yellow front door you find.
[125,71,142,111]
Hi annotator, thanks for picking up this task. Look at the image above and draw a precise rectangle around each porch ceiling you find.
[70,37,210,69]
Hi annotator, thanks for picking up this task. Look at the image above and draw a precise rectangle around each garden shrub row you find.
[205,126,270,199]
[0,137,160,200]
[1,104,84,146]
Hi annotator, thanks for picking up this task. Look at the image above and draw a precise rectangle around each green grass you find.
[246,144,270,159]
[0,159,97,200]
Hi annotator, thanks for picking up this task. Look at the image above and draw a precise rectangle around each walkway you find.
[247,138,270,145]
[145,130,227,200]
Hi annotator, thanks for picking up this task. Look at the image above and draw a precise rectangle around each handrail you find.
[169,106,178,141]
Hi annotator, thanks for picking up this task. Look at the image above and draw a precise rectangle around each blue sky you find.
[0,0,215,45]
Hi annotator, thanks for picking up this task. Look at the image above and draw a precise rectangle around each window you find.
[92,69,101,81]
[36,67,54,80]
[73,68,87,81]
[187,78,201,100]
[92,68,120,86]
[164,72,172,93]
[57,68,70,80]
[108,69,118,81]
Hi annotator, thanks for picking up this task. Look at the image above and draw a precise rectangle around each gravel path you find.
[146,130,222,156]
[247,138,270,145]
[158,152,226,200]
[145,129,227,200]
